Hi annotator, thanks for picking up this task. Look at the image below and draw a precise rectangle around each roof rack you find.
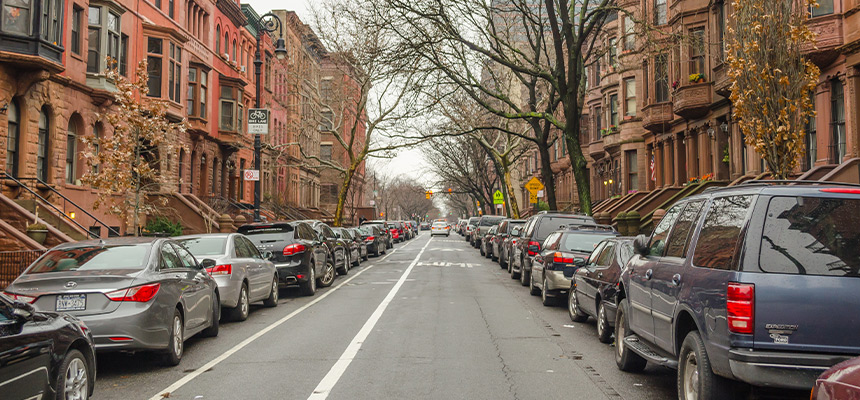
[735,179,860,188]
[565,223,617,232]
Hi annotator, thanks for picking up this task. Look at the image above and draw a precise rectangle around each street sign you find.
[369,200,376,206]
[525,177,544,193]
[493,190,504,204]
[529,191,538,204]
[248,108,269,134]
[243,169,260,181]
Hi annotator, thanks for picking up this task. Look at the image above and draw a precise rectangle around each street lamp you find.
[252,12,288,222]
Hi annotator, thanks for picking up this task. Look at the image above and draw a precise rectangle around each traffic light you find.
[380,212,384,217]
[448,188,452,194]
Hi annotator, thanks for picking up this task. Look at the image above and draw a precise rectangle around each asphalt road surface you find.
[93,232,686,400]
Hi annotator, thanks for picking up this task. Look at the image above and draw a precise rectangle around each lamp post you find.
[252,12,288,222]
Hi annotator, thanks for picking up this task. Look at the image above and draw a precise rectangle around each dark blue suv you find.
[613,182,860,399]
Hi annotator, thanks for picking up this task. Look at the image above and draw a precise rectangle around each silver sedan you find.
[3,237,220,366]
[175,233,279,322]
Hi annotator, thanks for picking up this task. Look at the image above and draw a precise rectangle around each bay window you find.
[655,0,667,25]
[71,6,81,54]
[146,37,162,97]
[609,94,619,127]
[624,78,636,116]
[0,0,64,62]
[219,85,243,131]
[655,54,669,102]
[168,41,181,103]
[86,4,122,75]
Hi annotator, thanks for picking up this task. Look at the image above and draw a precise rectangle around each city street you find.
[94,233,678,400]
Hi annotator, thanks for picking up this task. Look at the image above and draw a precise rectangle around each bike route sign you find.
[248,108,269,134]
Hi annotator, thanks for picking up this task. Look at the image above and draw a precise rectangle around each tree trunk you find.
[537,143,558,210]
[502,165,520,218]
[565,119,592,215]
[333,161,359,227]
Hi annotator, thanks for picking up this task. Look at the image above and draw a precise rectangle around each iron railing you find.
[0,249,45,289]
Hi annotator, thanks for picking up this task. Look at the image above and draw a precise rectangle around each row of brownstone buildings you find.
[0,0,367,250]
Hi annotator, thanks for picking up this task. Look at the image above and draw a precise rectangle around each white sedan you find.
[430,222,451,237]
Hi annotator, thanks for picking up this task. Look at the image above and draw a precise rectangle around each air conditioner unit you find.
[240,66,246,72]
[223,53,229,61]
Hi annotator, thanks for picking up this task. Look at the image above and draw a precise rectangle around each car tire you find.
[263,277,279,307]
[500,253,507,268]
[479,244,485,256]
[352,252,360,267]
[374,246,381,257]
[541,275,556,306]
[227,283,250,322]
[568,287,589,322]
[614,299,647,372]
[299,265,317,296]
[519,262,529,287]
[319,261,336,287]
[57,349,90,400]
[596,302,613,344]
[337,255,349,275]
[529,272,540,296]
[162,309,184,366]
[363,252,369,261]
[678,330,738,400]
[201,292,220,337]
[491,251,498,262]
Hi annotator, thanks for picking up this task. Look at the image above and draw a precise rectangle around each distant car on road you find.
[430,221,450,237]
[420,221,431,230]
[176,233,279,322]
[0,293,96,400]
[511,212,596,285]
[358,224,388,257]
[4,237,221,366]
[480,224,500,259]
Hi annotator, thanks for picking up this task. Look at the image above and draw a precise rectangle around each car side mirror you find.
[633,234,650,256]
[574,257,587,267]
[12,302,35,321]
[200,259,216,269]
[261,251,273,260]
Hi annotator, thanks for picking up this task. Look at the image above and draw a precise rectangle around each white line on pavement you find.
[307,238,433,400]
[148,241,412,400]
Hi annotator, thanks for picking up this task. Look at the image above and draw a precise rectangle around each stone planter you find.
[26,229,48,245]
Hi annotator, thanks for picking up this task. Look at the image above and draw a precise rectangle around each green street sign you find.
[493,190,504,205]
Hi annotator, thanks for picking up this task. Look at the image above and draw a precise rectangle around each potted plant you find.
[689,73,706,83]
[26,222,48,245]
[722,146,730,164]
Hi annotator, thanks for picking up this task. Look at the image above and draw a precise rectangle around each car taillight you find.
[527,241,541,256]
[552,252,574,264]
[3,292,37,303]
[206,264,232,276]
[106,283,161,302]
[283,244,306,256]
[365,236,375,241]
[727,282,755,334]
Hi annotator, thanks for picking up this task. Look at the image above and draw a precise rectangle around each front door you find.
[171,243,211,330]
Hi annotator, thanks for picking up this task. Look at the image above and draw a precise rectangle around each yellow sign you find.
[525,177,544,193]
[529,191,538,204]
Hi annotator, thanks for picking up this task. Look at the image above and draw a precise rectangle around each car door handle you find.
[645,269,653,280]
[672,274,682,286]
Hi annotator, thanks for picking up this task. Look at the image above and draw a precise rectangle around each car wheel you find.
[596,302,613,344]
[374,246,381,257]
[162,309,184,366]
[319,261,336,287]
[614,299,647,372]
[201,292,220,337]
[500,252,507,268]
[480,243,485,256]
[568,287,589,322]
[519,262,529,286]
[263,277,279,307]
[510,259,519,279]
[58,349,89,400]
[337,255,349,275]
[541,275,556,306]
[363,252,369,261]
[678,330,737,400]
[529,272,540,295]
[300,264,317,296]
[352,252,361,267]
[228,283,250,322]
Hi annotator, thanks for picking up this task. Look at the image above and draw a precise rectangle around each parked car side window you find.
[619,242,634,266]
[172,243,199,269]
[241,237,262,258]
[543,232,561,250]
[233,237,251,258]
[323,226,336,238]
[523,217,537,237]
[299,224,313,241]
[588,242,607,264]
[692,195,754,270]
[648,204,683,256]
[759,196,860,277]
[664,200,706,258]
[160,244,183,269]
[595,242,617,267]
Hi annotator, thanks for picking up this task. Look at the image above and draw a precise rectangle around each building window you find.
[717,2,726,61]
[609,94,619,127]
[66,120,77,184]
[167,0,174,18]
[146,37,162,97]
[608,38,617,67]
[265,54,272,90]
[37,107,49,182]
[831,79,846,163]
[200,70,207,119]
[92,124,100,174]
[219,86,243,131]
[2,0,32,35]
[594,106,602,141]
[178,149,184,191]
[215,25,220,54]
[655,54,669,102]
[238,158,245,200]
[321,110,333,131]
[168,42,181,102]
[154,0,161,9]
[805,98,816,170]
[5,99,19,177]
[71,6,82,54]
[624,15,635,51]
[624,78,636,116]
[119,33,128,76]
[86,7,101,73]
[86,6,121,74]
[321,144,332,161]
[627,151,638,191]
[223,32,228,56]
[811,0,833,17]
[690,29,705,76]
[39,0,62,43]
[231,39,236,63]
[187,67,196,115]
[655,0,667,25]
[594,58,601,85]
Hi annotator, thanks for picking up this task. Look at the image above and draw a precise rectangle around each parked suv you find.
[613,183,860,399]
[495,219,525,268]
[512,212,595,284]
[472,215,505,248]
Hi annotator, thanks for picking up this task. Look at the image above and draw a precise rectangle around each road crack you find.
[474,297,521,400]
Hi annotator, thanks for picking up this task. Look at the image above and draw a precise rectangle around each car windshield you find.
[359,226,376,235]
[27,244,152,273]
[175,237,228,256]
[536,217,594,240]
[561,233,618,253]
[480,218,504,226]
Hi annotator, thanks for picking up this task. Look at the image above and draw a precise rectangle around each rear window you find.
[536,217,593,240]
[432,222,447,227]
[561,233,618,253]
[176,237,228,256]
[480,218,504,226]
[240,226,295,243]
[27,245,152,273]
[759,196,860,277]
[468,218,479,226]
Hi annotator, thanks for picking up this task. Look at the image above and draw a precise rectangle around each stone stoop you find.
[0,192,74,250]
[14,199,89,241]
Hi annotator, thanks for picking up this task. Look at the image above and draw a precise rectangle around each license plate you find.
[56,294,86,311]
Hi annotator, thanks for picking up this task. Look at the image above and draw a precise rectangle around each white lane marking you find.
[148,241,414,400]
[307,239,432,400]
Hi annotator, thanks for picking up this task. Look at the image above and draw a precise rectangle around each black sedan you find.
[569,237,635,343]
[306,221,350,276]
[358,225,387,257]
[0,294,96,399]
[334,227,366,268]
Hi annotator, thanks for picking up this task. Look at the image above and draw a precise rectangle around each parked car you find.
[176,234,279,321]
[472,215,505,248]
[348,228,370,262]
[456,219,467,235]
[812,356,860,400]
[511,212,596,284]
[613,183,860,398]
[4,237,220,366]
[387,222,403,243]
[239,222,334,296]
[530,226,618,307]
[465,217,479,242]
[306,221,350,276]
[0,293,96,400]
[400,221,412,240]
[359,224,389,256]
[504,225,525,275]
[333,227,364,268]
[360,221,392,248]
[430,221,450,237]
[494,219,525,267]
[568,237,635,343]
[410,220,419,236]
[480,225,499,258]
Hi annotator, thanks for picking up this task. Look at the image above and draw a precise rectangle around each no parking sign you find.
[243,170,260,181]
